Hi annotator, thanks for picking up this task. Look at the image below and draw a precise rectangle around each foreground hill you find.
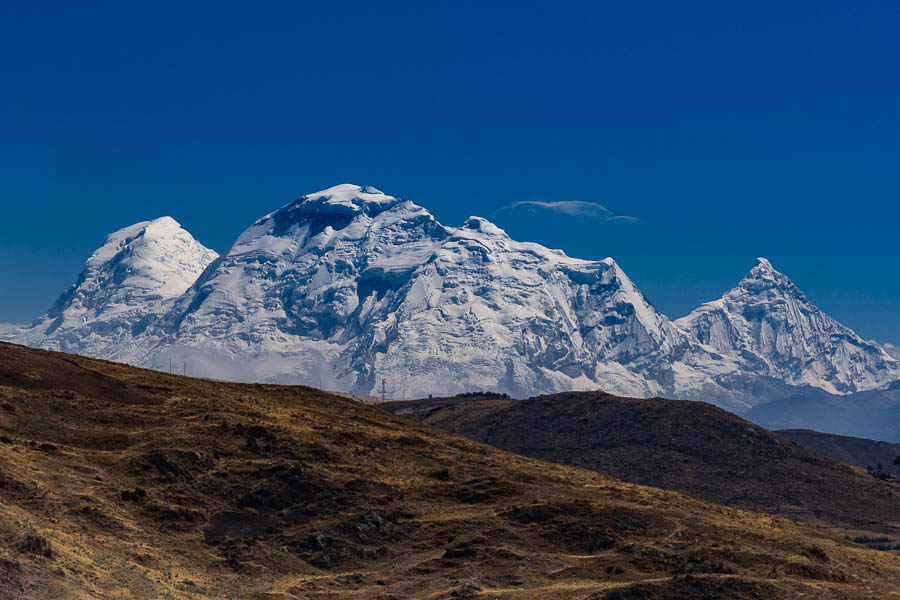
[383,392,900,550]
[777,428,900,472]
[1,344,900,598]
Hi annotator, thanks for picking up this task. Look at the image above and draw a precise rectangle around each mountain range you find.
[3,183,897,412]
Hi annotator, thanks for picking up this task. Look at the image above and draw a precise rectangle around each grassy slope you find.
[383,392,900,550]
[777,428,900,472]
[0,343,899,599]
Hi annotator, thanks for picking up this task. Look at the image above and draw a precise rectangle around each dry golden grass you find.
[384,391,900,554]
[0,342,899,599]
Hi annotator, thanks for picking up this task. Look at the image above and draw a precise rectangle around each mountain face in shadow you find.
[383,391,900,549]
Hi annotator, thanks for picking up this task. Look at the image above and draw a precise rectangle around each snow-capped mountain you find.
[6,217,218,356]
[2,184,897,409]
[676,258,899,395]
[145,184,706,399]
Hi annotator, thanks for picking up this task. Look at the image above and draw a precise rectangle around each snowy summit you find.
[3,185,897,410]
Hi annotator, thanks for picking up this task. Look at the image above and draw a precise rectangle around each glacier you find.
[3,184,897,411]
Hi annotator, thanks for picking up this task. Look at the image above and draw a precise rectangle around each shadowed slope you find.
[1,343,899,599]
[777,428,900,472]
[384,392,900,549]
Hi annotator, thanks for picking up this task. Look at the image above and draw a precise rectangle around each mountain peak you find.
[58,217,217,313]
[252,184,416,239]
[460,216,507,236]
[5,217,218,356]
[735,257,804,300]
[296,183,397,210]
[753,256,775,272]
[6,185,897,406]
[85,217,193,268]
[743,257,785,281]
[678,256,899,394]
[147,215,180,227]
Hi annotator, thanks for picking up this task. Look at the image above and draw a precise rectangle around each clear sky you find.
[2,1,899,344]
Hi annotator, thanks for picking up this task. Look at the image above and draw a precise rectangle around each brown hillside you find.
[383,392,900,551]
[777,428,900,472]
[1,343,899,599]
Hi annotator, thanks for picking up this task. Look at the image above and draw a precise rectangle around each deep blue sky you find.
[2,1,899,343]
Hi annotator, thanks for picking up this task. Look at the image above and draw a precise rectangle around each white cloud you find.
[497,200,637,222]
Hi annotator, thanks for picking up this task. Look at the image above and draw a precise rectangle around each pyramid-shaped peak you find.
[677,254,898,394]
[86,217,204,267]
[739,257,797,288]
[744,257,786,278]
[42,216,218,323]
[86,217,217,281]
[754,257,775,272]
